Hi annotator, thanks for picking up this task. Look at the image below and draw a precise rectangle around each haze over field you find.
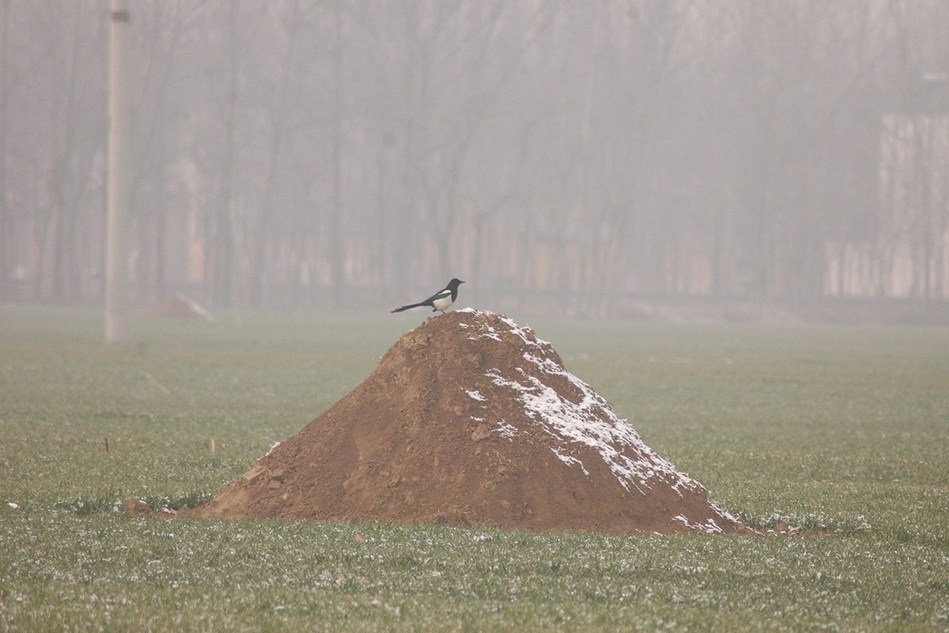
[1,1,948,319]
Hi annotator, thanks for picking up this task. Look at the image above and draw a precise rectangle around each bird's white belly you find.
[432,295,452,311]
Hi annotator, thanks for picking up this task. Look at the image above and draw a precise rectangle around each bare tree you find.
[3,0,947,313]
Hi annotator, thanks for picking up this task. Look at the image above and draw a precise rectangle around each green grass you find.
[1,306,947,631]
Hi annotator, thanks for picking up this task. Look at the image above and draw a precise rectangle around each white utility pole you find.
[105,0,130,344]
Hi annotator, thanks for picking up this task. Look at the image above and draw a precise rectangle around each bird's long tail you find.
[390,302,425,313]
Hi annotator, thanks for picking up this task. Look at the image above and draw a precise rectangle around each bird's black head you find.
[448,278,465,288]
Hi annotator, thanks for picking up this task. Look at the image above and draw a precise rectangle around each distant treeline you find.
[1,0,947,311]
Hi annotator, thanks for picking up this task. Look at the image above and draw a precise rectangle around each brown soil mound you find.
[148,294,214,321]
[184,309,745,534]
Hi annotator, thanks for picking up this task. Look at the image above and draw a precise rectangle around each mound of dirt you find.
[148,294,214,321]
[184,309,745,534]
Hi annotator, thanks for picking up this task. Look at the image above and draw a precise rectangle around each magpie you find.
[391,278,465,314]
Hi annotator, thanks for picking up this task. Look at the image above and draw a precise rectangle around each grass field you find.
[1,305,947,631]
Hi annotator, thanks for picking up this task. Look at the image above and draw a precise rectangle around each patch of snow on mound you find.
[674,514,726,534]
[466,389,486,402]
[463,309,702,497]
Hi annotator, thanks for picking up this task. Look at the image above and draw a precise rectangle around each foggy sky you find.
[1,0,948,316]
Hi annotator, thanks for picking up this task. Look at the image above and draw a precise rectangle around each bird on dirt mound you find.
[391,278,465,314]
